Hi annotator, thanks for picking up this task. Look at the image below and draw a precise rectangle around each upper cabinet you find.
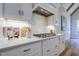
[0,3,3,17]
[4,3,20,19]
[4,3,32,20]
[21,3,32,20]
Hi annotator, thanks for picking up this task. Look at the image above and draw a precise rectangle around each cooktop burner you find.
[33,33,56,38]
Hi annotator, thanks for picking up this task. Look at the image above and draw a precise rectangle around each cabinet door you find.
[4,3,20,19]
[0,3,3,17]
[59,35,65,53]
[21,3,32,20]
[53,37,60,55]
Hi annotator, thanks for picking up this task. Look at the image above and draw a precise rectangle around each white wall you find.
[59,5,71,40]
[65,13,71,40]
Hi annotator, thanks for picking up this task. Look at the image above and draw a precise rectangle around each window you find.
[76,20,79,32]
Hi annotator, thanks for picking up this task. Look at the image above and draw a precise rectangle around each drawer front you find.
[22,41,42,55]
[43,37,60,56]
[1,41,42,56]
[43,47,54,56]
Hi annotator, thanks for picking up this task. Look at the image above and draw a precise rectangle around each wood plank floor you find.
[60,39,79,56]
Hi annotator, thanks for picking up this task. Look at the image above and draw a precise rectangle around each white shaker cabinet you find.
[21,3,32,20]
[1,41,42,56]
[4,3,20,19]
[59,35,65,54]
[0,36,65,56]
[42,37,59,56]
[4,3,32,20]
[0,3,3,17]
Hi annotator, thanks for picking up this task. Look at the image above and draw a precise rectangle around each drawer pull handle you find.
[47,50,50,52]
[24,49,31,52]
[19,10,21,15]
[55,53,57,55]
[62,41,64,43]
[55,45,58,48]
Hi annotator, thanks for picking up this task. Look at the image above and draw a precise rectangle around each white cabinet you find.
[4,3,32,20]
[0,36,65,56]
[0,3,3,17]
[42,37,59,56]
[59,35,65,54]
[4,3,20,19]
[53,37,60,55]
[42,38,55,56]
[21,3,32,20]
[1,41,42,56]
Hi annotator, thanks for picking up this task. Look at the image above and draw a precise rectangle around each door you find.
[21,3,32,20]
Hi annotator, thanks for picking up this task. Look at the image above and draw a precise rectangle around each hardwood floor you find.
[70,39,79,56]
[60,39,79,56]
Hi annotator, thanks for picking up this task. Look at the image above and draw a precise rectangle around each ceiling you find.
[62,3,79,15]
[62,3,72,10]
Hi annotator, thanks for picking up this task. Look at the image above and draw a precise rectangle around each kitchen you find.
[0,3,70,56]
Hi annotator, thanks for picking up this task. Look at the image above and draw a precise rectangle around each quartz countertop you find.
[0,34,62,50]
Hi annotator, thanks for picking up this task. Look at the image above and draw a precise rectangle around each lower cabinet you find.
[1,41,42,56]
[42,37,59,56]
[0,36,65,56]
[59,35,65,54]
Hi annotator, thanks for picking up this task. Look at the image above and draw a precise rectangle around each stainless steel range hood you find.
[33,6,54,17]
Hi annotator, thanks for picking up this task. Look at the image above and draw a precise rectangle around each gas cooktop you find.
[33,33,56,38]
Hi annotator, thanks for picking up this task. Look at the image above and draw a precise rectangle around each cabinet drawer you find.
[42,38,58,56]
[1,41,42,56]
[22,41,42,55]
[43,46,55,56]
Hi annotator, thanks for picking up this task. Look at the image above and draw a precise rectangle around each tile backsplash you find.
[31,13,48,34]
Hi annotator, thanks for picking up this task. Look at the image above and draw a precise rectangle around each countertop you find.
[0,34,61,50]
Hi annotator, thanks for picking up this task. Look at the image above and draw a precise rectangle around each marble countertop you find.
[0,34,62,50]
